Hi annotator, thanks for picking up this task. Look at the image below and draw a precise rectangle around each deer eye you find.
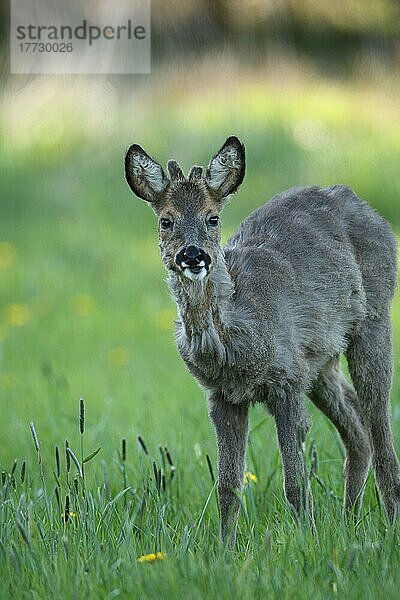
[160,218,173,230]
[208,216,219,227]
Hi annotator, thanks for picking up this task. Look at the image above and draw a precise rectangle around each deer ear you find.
[205,136,245,199]
[125,144,169,204]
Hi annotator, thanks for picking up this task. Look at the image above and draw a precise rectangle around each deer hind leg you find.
[309,358,371,516]
[346,314,400,521]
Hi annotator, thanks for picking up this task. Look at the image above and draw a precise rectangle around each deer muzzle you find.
[175,245,212,281]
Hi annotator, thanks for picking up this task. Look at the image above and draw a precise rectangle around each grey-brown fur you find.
[124,136,400,544]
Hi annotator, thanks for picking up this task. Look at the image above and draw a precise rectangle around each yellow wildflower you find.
[71,294,95,316]
[0,242,16,268]
[156,308,175,331]
[137,552,165,563]
[2,373,17,390]
[108,346,130,368]
[244,471,258,484]
[5,303,31,327]
[61,511,77,522]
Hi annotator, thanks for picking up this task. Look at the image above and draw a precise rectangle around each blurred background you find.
[1,0,400,476]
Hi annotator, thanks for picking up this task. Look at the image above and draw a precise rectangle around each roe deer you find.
[124,135,400,544]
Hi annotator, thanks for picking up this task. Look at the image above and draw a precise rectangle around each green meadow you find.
[1,72,400,598]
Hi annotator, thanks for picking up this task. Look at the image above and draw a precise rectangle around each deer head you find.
[124,136,245,281]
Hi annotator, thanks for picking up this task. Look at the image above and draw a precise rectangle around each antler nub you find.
[167,160,185,181]
[188,165,203,181]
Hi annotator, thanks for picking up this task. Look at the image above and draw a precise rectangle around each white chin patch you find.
[183,267,207,281]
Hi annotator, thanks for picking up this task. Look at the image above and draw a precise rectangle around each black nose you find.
[184,245,201,260]
[175,245,212,272]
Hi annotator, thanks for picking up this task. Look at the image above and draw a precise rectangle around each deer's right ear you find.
[125,144,169,204]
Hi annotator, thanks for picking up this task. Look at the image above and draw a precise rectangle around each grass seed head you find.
[20,460,26,484]
[138,436,148,455]
[55,446,60,479]
[79,397,85,434]
[55,486,60,510]
[64,495,70,523]
[10,459,17,478]
[29,421,40,452]
[65,440,71,473]
[206,454,215,483]
[165,446,174,467]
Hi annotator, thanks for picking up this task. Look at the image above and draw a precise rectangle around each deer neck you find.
[168,251,234,356]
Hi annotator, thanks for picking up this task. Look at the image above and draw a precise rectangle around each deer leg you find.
[208,393,248,545]
[346,315,400,521]
[273,394,314,521]
[309,358,371,516]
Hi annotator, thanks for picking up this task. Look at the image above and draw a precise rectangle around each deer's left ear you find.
[205,136,245,199]
[125,144,169,204]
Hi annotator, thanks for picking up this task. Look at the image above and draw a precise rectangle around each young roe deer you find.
[124,135,400,543]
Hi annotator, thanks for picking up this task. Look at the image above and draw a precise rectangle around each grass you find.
[2,400,400,599]
[1,66,400,598]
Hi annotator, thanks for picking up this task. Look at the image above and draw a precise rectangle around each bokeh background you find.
[1,0,400,486]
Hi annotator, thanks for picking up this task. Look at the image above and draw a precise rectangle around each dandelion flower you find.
[137,552,165,563]
[5,303,31,327]
[61,511,77,522]
[71,294,95,316]
[156,309,175,331]
[244,471,258,485]
[2,373,17,390]
[108,346,130,368]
